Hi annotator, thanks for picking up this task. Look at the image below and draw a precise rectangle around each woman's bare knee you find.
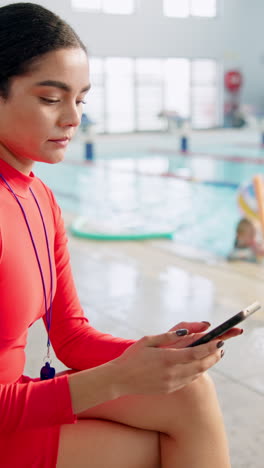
[165,372,225,436]
[174,372,216,404]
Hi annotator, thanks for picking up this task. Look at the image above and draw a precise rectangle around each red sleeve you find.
[0,375,76,434]
[0,189,76,433]
[45,190,135,371]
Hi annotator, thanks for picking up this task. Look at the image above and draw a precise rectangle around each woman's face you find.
[0,47,90,173]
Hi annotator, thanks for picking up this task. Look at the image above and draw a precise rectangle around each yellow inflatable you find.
[238,175,264,235]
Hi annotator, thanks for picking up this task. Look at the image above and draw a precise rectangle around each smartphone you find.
[187,301,261,347]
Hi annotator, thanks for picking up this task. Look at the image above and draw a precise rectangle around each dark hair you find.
[0,2,87,98]
[236,218,254,235]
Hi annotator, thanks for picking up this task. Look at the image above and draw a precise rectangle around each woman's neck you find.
[0,143,33,176]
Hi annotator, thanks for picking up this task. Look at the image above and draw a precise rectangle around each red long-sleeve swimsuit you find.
[0,159,133,467]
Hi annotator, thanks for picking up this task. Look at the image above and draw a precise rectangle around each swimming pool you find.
[34,139,264,258]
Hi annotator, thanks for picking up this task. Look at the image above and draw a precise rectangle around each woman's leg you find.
[56,419,160,468]
[76,373,231,468]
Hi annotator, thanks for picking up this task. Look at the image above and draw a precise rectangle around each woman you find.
[0,3,242,467]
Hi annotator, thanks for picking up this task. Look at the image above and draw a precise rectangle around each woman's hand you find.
[69,322,243,414]
[113,331,224,397]
[168,321,243,348]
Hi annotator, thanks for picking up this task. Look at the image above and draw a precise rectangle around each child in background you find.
[228,218,264,262]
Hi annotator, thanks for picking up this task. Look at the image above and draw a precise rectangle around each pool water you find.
[34,142,264,258]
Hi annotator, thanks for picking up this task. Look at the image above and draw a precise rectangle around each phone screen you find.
[187,301,261,348]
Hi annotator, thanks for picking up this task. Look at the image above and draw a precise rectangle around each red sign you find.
[224,70,243,93]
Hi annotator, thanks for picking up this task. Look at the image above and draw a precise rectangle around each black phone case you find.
[187,312,244,347]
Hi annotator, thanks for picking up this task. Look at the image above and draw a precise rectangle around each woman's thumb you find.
[140,331,187,348]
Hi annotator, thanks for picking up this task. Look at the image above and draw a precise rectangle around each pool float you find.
[70,216,175,241]
[238,175,264,236]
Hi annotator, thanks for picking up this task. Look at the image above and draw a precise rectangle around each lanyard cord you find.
[0,173,53,353]
[30,187,53,348]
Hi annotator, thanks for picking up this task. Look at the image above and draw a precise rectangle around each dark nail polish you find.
[221,349,225,358]
[202,321,211,326]
[240,329,244,335]
[216,341,224,348]
[176,328,188,336]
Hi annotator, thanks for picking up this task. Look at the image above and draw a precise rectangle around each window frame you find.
[71,0,136,15]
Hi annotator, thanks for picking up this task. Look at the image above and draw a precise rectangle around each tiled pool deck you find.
[26,221,264,467]
[26,129,264,467]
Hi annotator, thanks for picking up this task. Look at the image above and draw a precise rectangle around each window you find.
[102,0,134,14]
[84,58,105,132]
[163,0,189,18]
[105,58,134,132]
[135,59,165,131]
[71,0,134,14]
[72,0,100,10]
[164,59,190,118]
[163,0,217,18]
[190,0,216,17]
[191,60,219,128]
[85,57,220,133]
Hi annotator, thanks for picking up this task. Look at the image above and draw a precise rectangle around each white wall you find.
[2,0,264,110]
[232,1,264,111]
